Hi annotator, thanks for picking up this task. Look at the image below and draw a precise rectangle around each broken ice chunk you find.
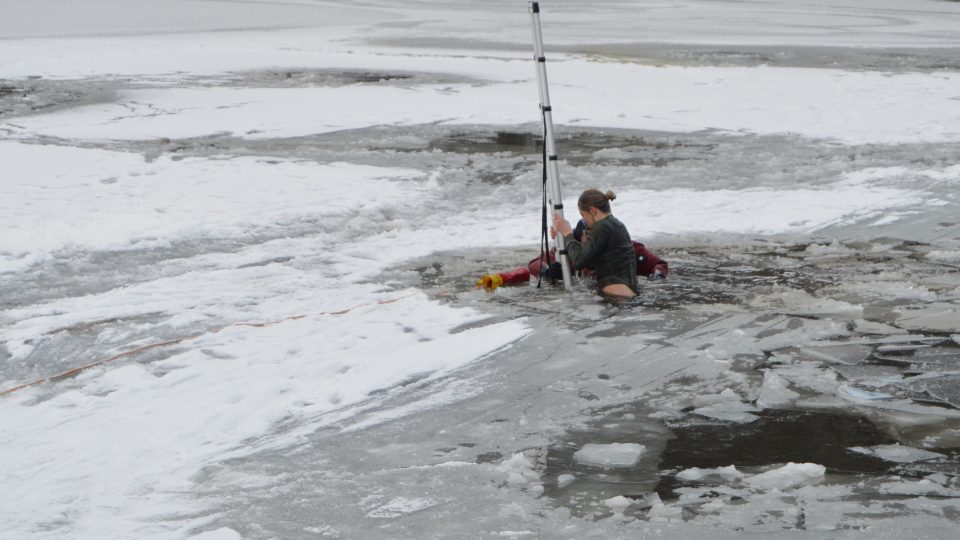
[892,371,960,408]
[910,347,960,370]
[801,344,873,365]
[604,495,632,512]
[831,363,902,381]
[756,371,800,409]
[572,443,646,468]
[772,362,840,394]
[366,497,437,518]
[838,383,893,401]
[497,453,541,485]
[690,388,742,408]
[692,401,760,423]
[645,492,682,519]
[879,478,960,497]
[676,465,745,483]
[557,474,576,488]
[853,320,906,336]
[744,462,825,490]
[876,343,933,353]
[848,444,946,463]
[893,306,960,333]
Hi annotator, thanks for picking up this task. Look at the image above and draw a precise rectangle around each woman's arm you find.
[564,221,610,270]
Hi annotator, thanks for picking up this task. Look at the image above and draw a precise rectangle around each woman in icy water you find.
[552,189,640,298]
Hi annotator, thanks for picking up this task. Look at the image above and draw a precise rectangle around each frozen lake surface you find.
[2,1,960,538]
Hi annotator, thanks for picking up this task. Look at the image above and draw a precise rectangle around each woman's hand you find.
[553,212,573,238]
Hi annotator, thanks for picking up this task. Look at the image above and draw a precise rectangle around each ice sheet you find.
[3,1,960,538]
[849,444,946,463]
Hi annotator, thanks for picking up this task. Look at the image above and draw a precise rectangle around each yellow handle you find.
[475,274,504,289]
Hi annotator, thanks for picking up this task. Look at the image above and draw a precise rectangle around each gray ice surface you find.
[4,1,960,537]
[4,83,960,539]
[184,240,960,538]
[4,80,960,537]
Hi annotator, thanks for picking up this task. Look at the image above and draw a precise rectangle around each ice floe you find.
[573,443,646,468]
[744,463,826,490]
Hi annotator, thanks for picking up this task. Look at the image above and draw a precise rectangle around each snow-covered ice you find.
[3,0,960,538]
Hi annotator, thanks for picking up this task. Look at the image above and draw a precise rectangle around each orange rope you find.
[0,293,415,397]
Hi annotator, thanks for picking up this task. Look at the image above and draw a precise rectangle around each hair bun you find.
[605,190,617,201]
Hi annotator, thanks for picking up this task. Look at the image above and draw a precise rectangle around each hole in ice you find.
[655,410,895,499]
[544,401,960,520]
[0,78,117,118]
[204,68,479,89]
[475,451,502,464]
[426,129,711,169]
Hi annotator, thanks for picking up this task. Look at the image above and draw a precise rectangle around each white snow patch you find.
[11,60,960,145]
[0,142,422,273]
[611,184,924,240]
[0,291,529,538]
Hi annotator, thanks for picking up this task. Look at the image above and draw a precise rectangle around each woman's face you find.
[579,207,597,227]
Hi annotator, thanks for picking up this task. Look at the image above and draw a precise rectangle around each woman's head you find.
[577,189,616,224]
